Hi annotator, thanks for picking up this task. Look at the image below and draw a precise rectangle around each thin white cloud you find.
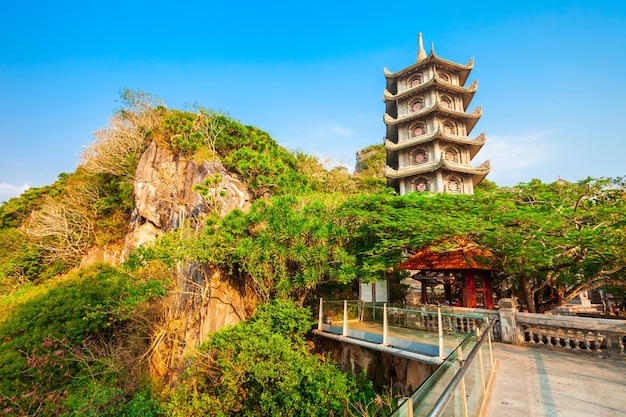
[0,183,30,203]
[478,131,557,183]
[329,125,354,137]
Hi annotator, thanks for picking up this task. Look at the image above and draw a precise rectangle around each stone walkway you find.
[483,343,626,417]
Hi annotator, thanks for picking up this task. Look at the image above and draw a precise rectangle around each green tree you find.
[355,143,386,179]
[193,173,227,217]
[473,178,626,312]
[200,195,356,304]
[336,179,626,312]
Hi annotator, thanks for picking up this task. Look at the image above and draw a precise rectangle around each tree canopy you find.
[335,178,626,312]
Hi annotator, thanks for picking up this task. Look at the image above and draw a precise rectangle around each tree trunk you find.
[521,277,536,313]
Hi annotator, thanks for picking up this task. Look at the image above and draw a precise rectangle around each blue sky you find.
[1,1,625,202]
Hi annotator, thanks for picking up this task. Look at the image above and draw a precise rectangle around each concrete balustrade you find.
[497,298,626,356]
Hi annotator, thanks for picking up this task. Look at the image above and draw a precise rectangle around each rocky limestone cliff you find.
[125,141,251,254]
[80,141,251,266]
[80,141,257,383]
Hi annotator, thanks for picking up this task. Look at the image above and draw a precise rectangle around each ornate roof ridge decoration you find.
[384,102,482,126]
[384,53,474,79]
[382,78,478,102]
[469,105,482,116]
[385,130,487,151]
[416,32,427,62]
[429,48,475,71]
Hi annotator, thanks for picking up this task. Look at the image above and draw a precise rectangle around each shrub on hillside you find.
[165,299,359,417]
[0,263,167,415]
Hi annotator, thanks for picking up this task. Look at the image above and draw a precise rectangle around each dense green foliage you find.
[336,179,626,312]
[165,299,370,417]
[131,177,626,312]
[0,263,167,415]
[355,143,386,178]
[132,194,357,304]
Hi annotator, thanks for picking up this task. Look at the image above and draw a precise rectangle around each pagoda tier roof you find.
[384,79,478,109]
[385,155,491,179]
[384,103,482,134]
[385,131,487,159]
[396,239,498,272]
[384,51,474,86]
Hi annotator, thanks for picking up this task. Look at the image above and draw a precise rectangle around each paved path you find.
[483,343,626,417]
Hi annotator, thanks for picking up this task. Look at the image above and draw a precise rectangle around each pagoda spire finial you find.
[417,33,427,62]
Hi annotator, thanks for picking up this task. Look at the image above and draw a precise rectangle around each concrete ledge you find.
[312,329,444,365]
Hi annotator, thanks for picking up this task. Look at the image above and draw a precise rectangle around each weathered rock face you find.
[340,343,376,376]
[316,338,436,395]
[124,141,251,254]
[79,246,125,268]
[78,141,258,384]
[151,262,258,383]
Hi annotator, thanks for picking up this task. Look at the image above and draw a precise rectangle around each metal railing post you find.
[477,327,486,394]
[438,308,444,358]
[383,303,389,346]
[486,317,495,367]
[459,346,468,417]
[318,298,324,330]
[343,300,349,337]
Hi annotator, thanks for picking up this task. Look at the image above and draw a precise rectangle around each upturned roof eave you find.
[441,159,491,175]
[385,158,491,180]
[384,53,474,81]
[385,160,444,178]
[383,79,477,102]
[385,131,487,152]
[384,104,482,127]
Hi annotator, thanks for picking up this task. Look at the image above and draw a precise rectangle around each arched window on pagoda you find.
[409,97,425,112]
[412,176,430,192]
[409,123,427,137]
[409,148,428,165]
[443,146,460,163]
[440,94,454,110]
[409,74,423,88]
[442,120,457,135]
[445,176,463,194]
[438,71,451,83]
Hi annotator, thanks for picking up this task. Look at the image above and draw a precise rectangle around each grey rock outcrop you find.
[124,141,251,254]
[79,140,257,383]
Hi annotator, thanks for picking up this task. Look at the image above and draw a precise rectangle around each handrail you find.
[426,318,498,416]
[318,299,482,362]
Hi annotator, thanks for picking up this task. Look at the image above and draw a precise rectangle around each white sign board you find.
[359,280,388,303]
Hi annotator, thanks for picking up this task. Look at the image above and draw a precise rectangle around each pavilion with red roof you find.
[396,239,498,309]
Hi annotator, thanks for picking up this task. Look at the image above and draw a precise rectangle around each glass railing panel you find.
[390,329,479,417]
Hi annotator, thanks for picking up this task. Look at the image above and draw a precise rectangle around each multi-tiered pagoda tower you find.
[384,34,490,195]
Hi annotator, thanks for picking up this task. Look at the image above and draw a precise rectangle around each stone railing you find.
[411,304,501,341]
[498,298,626,356]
